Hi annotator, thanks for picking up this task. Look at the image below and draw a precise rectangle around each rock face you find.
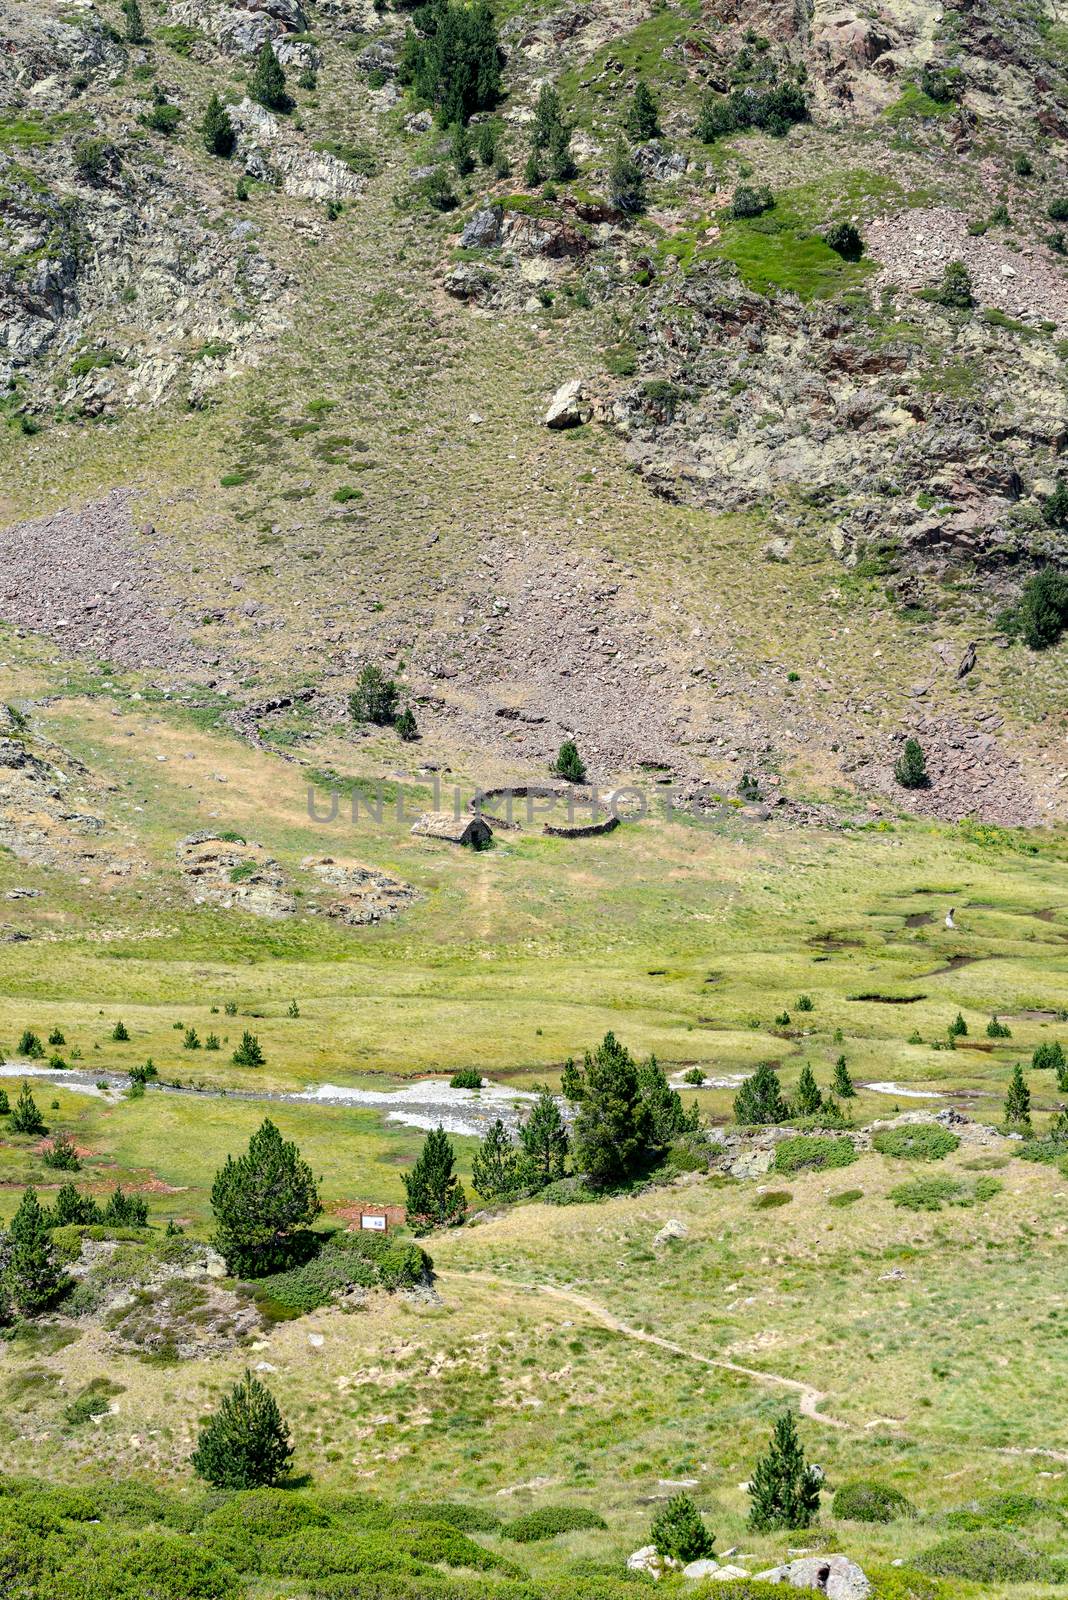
[167,0,309,56]
[755,1555,871,1599]
[545,379,592,428]
[228,98,369,201]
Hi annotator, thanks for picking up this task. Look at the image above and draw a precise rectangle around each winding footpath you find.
[436,1268,852,1431]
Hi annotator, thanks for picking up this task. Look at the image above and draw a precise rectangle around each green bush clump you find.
[253,1231,428,1313]
[872,1126,959,1161]
[449,1069,483,1089]
[890,1176,965,1211]
[754,1189,793,1209]
[827,1188,863,1207]
[47,1528,244,1599]
[203,1488,334,1541]
[405,1502,502,1533]
[729,183,774,219]
[943,1492,1052,1531]
[913,1531,1060,1583]
[504,1506,607,1542]
[832,1480,916,1522]
[774,1135,856,1174]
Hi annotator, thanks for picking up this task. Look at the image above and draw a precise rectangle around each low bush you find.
[872,1126,959,1161]
[832,1480,916,1522]
[204,1487,335,1541]
[47,1528,243,1600]
[505,1506,607,1542]
[913,1530,1061,1583]
[943,1492,1054,1531]
[729,183,774,219]
[890,1176,965,1211]
[753,1189,792,1209]
[774,1135,856,1174]
[252,1231,429,1314]
[827,1188,863,1207]
[449,1069,482,1090]
[404,1502,501,1533]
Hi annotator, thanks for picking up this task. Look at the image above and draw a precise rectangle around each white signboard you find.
[361,1214,387,1231]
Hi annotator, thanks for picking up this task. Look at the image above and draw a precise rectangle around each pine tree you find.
[894,737,928,789]
[111,1020,130,1042]
[794,1063,823,1117]
[10,1083,46,1136]
[948,1012,968,1039]
[232,1030,265,1068]
[650,1493,714,1563]
[42,1133,80,1172]
[49,1184,101,1227]
[211,1119,321,1275]
[0,1089,9,1115]
[104,1186,149,1227]
[202,93,236,158]
[608,139,646,214]
[626,79,660,140]
[17,1029,44,1059]
[404,1125,467,1229]
[747,1410,822,1532]
[122,0,146,43]
[733,1062,788,1126]
[184,1027,200,1050]
[831,1055,855,1099]
[574,1032,653,1189]
[518,1086,569,1189]
[561,1058,585,1102]
[249,42,290,113]
[191,1369,293,1488]
[474,120,498,166]
[6,1188,64,1315]
[1032,1040,1066,1074]
[553,740,586,783]
[638,1055,698,1146]
[451,122,474,175]
[471,1118,521,1200]
[349,664,398,725]
[548,120,574,181]
[934,259,974,310]
[532,84,564,150]
[395,706,419,741]
[1004,1063,1031,1128]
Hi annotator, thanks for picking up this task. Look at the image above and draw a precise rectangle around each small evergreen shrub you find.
[754,1189,792,1209]
[774,1136,856,1175]
[894,738,929,789]
[650,1493,713,1562]
[827,1188,863,1207]
[832,1480,916,1522]
[914,1531,1059,1583]
[873,1126,959,1161]
[505,1506,607,1542]
[450,1069,482,1089]
[729,183,774,219]
[825,220,864,259]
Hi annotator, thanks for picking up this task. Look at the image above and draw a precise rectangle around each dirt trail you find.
[436,1268,852,1431]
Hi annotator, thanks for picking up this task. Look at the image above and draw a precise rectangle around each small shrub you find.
[932,259,974,309]
[825,220,864,259]
[730,183,774,219]
[986,1016,1011,1038]
[894,738,929,789]
[17,1029,44,1060]
[774,1136,856,1175]
[74,136,114,183]
[505,1506,607,1542]
[42,1134,80,1171]
[754,1189,792,1209]
[111,1021,130,1042]
[553,739,586,783]
[349,664,398,725]
[1032,1040,1066,1073]
[607,139,645,214]
[650,1493,713,1562]
[827,1188,862,1207]
[450,1069,482,1090]
[873,1125,959,1161]
[833,1480,916,1522]
[890,1176,964,1211]
[683,1067,705,1085]
[913,1531,1058,1583]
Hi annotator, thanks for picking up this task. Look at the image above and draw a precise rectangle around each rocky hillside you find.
[1,0,1066,825]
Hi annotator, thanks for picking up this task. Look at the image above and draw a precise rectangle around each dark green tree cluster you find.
[567,1033,695,1189]
[3,1188,65,1316]
[1004,1063,1031,1129]
[748,1410,822,1531]
[211,1118,321,1275]
[122,0,146,43]
[10,1083,46,1135]
[894,737,929,789]
[733,1061,788,1125]
[471,1087,570,1200]
[526,84,574,184]
[349,664,399,725]
[202,93,236,157]
[608,139,645,215]
[43,1182,146,1228]
[1001,567,1068,650]
[250,42,291,112]
[695,79,807,141]
[399,0,501,126]
[404,1125,467,1229]
[232,1030,265,1068]
[650,1493,714,1562]
[553,739,586,783]
[192,1369,293,1488]
[626,79,660,140]
[932,259,974,310]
